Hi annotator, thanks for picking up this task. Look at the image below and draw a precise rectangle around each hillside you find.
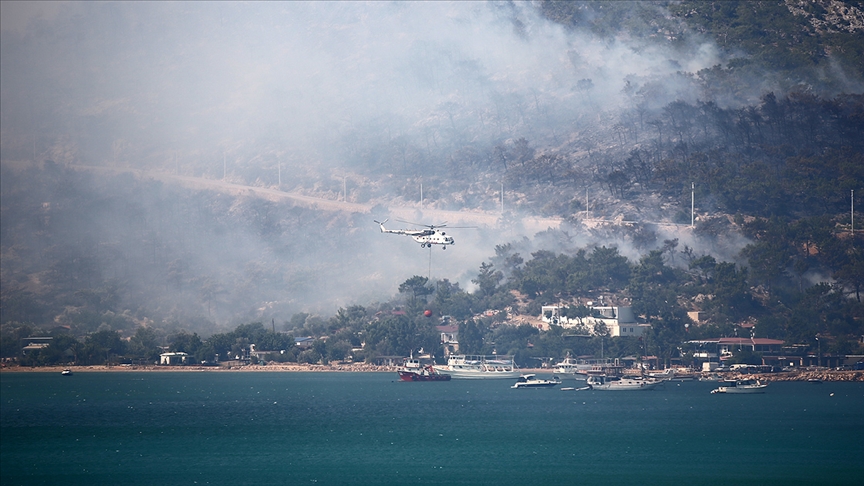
[1,2,863,365]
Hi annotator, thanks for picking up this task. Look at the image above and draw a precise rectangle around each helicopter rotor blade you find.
[396,218,447,229]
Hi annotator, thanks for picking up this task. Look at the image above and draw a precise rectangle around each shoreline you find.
[2,365,862,381]
[0,363,399,373]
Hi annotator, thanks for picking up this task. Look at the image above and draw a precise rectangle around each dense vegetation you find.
[6,215,863,367]
[542,1,864,82]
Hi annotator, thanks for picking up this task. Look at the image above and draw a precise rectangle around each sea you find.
[2,372,862,485]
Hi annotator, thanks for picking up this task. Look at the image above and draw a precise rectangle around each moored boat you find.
[433,355,520,379]
[554,356,623,377]
[586,374,660,391]
[511,374,562,389]
[576,362,624,379]
[710,379,767,394]
[649,368,697,382]
[648,368,675,381]
[552,356,581,374]
[397,358,451,382]
[61,369,72,376]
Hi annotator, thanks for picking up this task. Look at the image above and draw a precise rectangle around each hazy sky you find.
[1,2,752,325]
[1,1,727,167]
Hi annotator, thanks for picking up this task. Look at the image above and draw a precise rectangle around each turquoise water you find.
[2,372,862,485]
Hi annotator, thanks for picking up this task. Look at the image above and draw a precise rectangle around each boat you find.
[433,355,521,379]
[648,369,675,381]
[649,368,697,382]
[710,379,768,394]
[554,356,623,377]
[552,356,582,374]
[397,358,451,382]
[586,374,660,391]
[61,369,72,376]
[511,374,562,389]
[576,362,624,379]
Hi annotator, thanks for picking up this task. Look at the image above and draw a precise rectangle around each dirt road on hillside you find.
[65,164,562,232]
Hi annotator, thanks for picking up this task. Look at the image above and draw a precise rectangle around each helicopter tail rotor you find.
[373,219,389,232]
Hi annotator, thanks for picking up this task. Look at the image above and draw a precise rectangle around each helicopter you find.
[374,219,458,249]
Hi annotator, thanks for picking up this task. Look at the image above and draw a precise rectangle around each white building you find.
[21,337,52,354]
[540,304,649,337]
[159,352,190,365]
[436,325,459,355]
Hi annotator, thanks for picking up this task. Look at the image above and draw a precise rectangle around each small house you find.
[159,352,191,365]
[295,337,315,349]
[21,337,52,355]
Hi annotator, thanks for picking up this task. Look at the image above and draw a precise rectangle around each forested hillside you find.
[2,1,863,366]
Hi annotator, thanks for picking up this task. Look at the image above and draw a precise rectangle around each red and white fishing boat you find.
[397,358,451,382]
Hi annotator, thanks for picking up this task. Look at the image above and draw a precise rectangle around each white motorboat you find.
[711,379,767,394]
[433,355,521,379]
[586,374,660,391]
[552,356,582,374]
[61,369,72,376]
[511,374,562,389]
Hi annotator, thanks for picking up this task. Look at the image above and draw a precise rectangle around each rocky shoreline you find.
[738,370,864,382]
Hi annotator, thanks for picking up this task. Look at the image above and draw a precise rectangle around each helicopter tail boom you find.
[373,219,389,232]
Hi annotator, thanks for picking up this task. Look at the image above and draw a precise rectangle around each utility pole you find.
[691,182,695,228]
[816,335,820,368]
